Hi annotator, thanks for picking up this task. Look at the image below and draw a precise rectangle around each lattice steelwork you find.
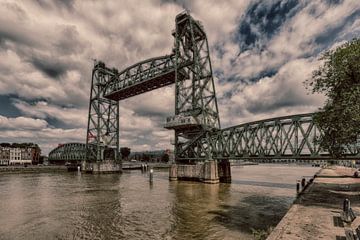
[86,62,119,162]
[167,12,220,163]
[48,143,87,161]
[104,55,186,100]
[210,113,359,159]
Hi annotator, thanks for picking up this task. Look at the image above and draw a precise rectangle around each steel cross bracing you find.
[209,113,359,160]
[48,143,87,161]
[104,55,187,100]
[49,12,359,162]
[86,62,119,162]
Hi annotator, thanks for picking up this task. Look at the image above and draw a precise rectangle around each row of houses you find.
[0,146,41,165]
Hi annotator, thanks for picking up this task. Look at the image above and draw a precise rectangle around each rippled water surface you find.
[0,164,319,240]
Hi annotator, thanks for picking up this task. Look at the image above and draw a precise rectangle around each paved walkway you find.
[267,166,360,240]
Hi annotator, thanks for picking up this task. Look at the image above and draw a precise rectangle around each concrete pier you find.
[218,159,232,183]
[81,160,121,173]
[169,160,231,183]
[267,166,360,240]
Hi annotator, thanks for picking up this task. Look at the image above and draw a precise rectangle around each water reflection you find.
[169,182,231,239]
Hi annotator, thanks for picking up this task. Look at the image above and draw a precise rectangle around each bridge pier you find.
[81,160,121,174]
[218,159,232,183]
[169,160,231,184]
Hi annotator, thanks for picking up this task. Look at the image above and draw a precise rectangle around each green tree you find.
[306,38,360,158]
[120,147,131,160]
[161,153,170,163]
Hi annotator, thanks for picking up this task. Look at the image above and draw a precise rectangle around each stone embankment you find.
[267,166,360,240]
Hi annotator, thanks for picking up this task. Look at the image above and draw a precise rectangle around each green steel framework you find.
[86,62,119,162]
[48,12,360,162]
[171,12,220,163]
[48,143,87,161]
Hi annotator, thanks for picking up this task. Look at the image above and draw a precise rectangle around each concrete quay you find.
[267,166,360,240]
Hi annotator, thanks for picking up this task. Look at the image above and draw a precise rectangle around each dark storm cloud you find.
[236,0,301,51]
[29,56,68,79]
[0,29,36,48]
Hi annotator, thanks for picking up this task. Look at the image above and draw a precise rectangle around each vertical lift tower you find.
[165,12,230,183]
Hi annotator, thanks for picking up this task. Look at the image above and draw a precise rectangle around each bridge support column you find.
[218,159,231,183]
[81,160,122,174]
[168,161,219,184]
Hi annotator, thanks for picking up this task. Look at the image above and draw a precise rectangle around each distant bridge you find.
[48,11,359,164]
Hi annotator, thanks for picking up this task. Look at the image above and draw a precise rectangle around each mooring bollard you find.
[296,181,300,193]
[301,178,306,188]
[149,168,153,182]
[343,198,350,212]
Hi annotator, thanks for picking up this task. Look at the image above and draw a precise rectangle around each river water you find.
[0,164,319,240]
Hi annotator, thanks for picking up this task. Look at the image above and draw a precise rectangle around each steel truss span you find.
[210,113,359,160]
[48,143,87,161]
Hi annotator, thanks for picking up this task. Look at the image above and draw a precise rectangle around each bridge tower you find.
[84,61,121,172]
[165,12,228,183]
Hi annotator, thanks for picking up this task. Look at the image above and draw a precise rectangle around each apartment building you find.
[0,144,41,165]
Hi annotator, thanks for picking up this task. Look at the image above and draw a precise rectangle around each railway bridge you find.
[48,11,360,182]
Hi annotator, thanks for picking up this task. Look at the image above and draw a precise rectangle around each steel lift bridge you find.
[49,12,359,181]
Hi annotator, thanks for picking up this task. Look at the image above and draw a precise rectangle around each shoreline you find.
[267,166,360,239]
[0,165,67,173]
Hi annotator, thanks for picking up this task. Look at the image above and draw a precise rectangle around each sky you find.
[0,0,359,155]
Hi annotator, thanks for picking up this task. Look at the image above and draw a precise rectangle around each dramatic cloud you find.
[0,115,47,130]
[0,0,358,154]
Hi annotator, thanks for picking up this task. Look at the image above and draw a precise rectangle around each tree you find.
[161,153,170,163]
[120,147,131,160]
[306,38,360,158]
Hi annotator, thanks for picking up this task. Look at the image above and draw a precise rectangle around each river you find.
[0,164,319,240]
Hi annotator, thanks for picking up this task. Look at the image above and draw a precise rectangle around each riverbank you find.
[0,165,67,173]
[267,166,360,239]
[0,162,170,173]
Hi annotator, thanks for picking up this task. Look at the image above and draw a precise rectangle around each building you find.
[9,148,31,165]
[31,147,41,165]
[0,147,10,166]
[0,143,41,165]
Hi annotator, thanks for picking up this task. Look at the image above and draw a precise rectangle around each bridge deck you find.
[104,70,176,101]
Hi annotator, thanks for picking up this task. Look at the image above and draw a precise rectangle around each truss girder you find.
[104,55,185,101]
[48,143,88,161]
[208,113,360,160]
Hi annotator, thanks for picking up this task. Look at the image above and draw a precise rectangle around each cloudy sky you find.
[0,0,359,155]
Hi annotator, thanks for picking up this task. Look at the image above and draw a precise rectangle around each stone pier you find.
[169,160,231,183]
[81,160,122,173]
